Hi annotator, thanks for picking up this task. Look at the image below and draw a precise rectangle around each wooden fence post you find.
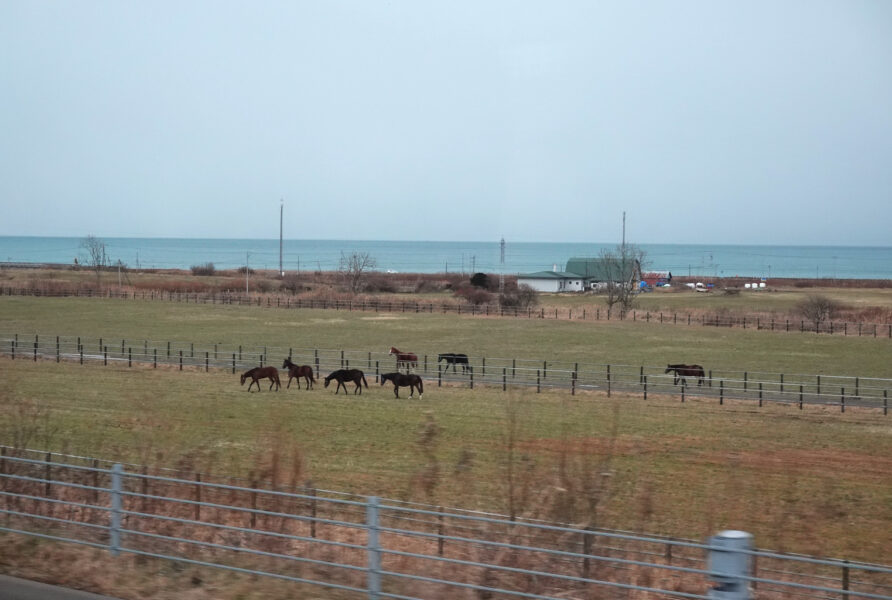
[719,381,723,405]
[643,375,648,400]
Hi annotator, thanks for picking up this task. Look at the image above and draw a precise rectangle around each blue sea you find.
[0,236,890,279]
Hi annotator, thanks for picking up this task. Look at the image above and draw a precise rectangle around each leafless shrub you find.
[796,295,841,330]
[338,251,377,294]
[499,284,539,309]
[190,263,216,276]
[454,282,494,305]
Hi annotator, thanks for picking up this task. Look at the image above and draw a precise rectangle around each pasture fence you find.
[1,447,890,599]
[1,332,890,414]
[3,285,892,338]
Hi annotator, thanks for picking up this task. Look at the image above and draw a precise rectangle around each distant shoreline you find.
[2,261,890,287]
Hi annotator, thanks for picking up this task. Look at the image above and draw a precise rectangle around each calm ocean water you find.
[0,236,890,279]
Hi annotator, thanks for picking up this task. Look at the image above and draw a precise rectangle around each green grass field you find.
[1,358,890,563]
[1,295,891,564]
[1,296,890,377]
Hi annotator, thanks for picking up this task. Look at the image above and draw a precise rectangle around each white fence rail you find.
[0,449,890,599]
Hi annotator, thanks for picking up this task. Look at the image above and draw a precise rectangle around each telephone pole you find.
[279,199,284,277]
[499,237,505,294]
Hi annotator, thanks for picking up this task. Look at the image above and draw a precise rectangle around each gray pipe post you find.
[707,530,753,599]
[110,463,123,556]
[367,496,382,600]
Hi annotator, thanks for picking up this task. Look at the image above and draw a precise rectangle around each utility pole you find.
[279,198,284,277]
[622,211,626,249]
[499,237,505,294]
[245,252,249,295]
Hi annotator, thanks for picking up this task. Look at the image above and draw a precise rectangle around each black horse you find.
[437,353,472,374]
[241,367,281,392]
[282,358,316,390]
[324,369,368,395]
[381,372,424,399]
[665,364,705,386]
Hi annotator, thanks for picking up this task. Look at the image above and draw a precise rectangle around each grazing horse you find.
[324,369,368,395]
[665,364,705,387]
[438,353,472,374]
[389,346,418,371]
[241,366,281,392]
[381,372,424,399]
[282,358,316,390]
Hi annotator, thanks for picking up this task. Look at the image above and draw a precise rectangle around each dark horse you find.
[282,358,316,390]
[437,353,472,374]
[324,369,369,395]
[381,372,424,399]
[241,366,281,392]
[389,346,418,371]
[665,364,705,386]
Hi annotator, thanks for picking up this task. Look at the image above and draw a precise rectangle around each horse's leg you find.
[394,385,399,399]
[287,375,293,389]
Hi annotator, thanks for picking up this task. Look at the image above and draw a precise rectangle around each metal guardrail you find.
[3,285,892,338]
[1,451,890,599]
[2,332,891,413]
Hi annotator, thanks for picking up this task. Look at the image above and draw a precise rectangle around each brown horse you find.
[324,369,369,395]
[389,346,418,371]
[282,358,316,390]
[381,372,424,399]
[241,366,281,391]
[665,364,705,386]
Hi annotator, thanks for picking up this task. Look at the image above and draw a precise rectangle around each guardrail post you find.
[367,496,382,600]
[110,463,123,556]
[707,530,752,600]
[842,560,850,600]
[437,508,445,556]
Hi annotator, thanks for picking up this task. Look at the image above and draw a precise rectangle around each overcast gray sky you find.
[1,1,890,245]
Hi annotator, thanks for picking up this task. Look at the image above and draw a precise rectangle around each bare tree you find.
[80,235,108,284]
[338,251,377,294]
[797,294,841,332]
[596,244,646,317]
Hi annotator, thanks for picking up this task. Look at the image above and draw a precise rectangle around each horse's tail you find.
[307,369,316,383]
[417,378,424,395]
[362,373,369,388]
